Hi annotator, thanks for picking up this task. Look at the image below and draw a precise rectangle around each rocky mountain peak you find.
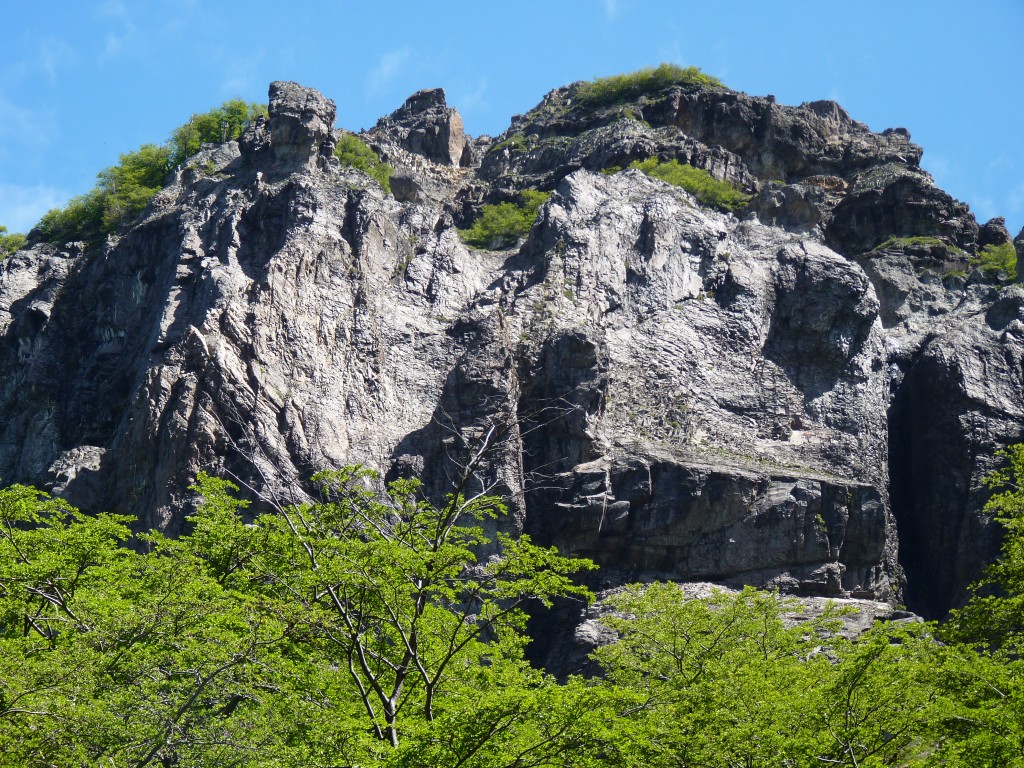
[240,80,338,172]
[1,75,1021,629]
[369,87,471,167]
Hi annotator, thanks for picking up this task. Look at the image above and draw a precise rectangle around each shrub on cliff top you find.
[575,63,725,107]
[459,190,552,249]
[168,99,267,168]
[36,100,266,247]
[971,242,1017,280]
[0,226,27,258]
[36,144,172,245]
[630,157,750,213]
[334,133,393,193]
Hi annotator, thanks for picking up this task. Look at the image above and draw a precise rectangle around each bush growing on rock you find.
[458,190,552,249]
[35,100,266,247]
[334,132,393,193]
[971,241,1017,280]
[36,145,171,245]
[0,226,27,257]
[870,235,965,255]
[575,63,725,107]
[630,157,751,213]
[168,99,267,168]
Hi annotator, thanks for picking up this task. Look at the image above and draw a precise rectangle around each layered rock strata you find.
[3,78,1022,622]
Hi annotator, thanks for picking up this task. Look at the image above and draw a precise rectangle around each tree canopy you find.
[3,446,1024,765]
[168,99,266,168]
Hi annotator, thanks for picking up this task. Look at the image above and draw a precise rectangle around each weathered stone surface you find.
[979,216,1012,248]
[1016,227,1024,283]
[369,88,471,167]
[825,164,978,255]
[240,81,337,173]
[0,78,1020,630]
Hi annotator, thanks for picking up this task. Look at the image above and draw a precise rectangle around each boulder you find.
[370,88,470,166]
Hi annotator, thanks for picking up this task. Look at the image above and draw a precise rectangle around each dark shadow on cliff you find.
[887,351,1003,619]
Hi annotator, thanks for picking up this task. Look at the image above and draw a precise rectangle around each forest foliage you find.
[972,241,1018,280]
[1,446,1024,766]
[0,226,27,258]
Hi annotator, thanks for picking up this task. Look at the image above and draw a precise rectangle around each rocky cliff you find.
[3,77,1023,623]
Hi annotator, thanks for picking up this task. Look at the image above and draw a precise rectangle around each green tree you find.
[591,584,822,767]
[930,443,1024,766]
[0,462,597,766]
[97,143,173,230]
[0,226,27,258]
[35,100,266,247]
[591,583,940,767]
[35,188,107,246]
[946,443,1024,648]
[201,465,594,750]
[0,484,295,766]
[168,99,267,168]
[972,242,1018,281]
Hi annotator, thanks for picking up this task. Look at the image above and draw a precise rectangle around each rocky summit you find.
[3,76,1023,630]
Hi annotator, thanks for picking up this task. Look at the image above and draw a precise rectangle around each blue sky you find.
[3,1,1022,237]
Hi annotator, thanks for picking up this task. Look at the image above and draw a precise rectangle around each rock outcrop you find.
[2,77,1022,626]
[369,88,472,167]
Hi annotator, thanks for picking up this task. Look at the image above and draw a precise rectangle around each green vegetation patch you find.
[3,440,1024,763]
[871,235,965,254]
[487,133,529,156]
[36,144,171,245]
[169,99,266,168]
[630,157,750,212]
[0,226,27,258]
[334,133,393,193]
[575,63,725,108]
[971,241,1017,279]
[459,189,552,249]
[35,100,266,247]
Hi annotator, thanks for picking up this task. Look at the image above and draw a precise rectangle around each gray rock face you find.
[1015,227,1024,281]
[979,216,1012,248]
[261,81,338,172]
[369,88,470,167]
[0,79,1021,625]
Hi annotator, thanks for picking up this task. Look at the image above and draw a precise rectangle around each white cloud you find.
[368,48,411,95]
[97,0,136,61]
[0,95,57,147]
[37,37,77,86]
[1007,182,1024,216]
[0,183,69,233]
[450,77,488,118]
